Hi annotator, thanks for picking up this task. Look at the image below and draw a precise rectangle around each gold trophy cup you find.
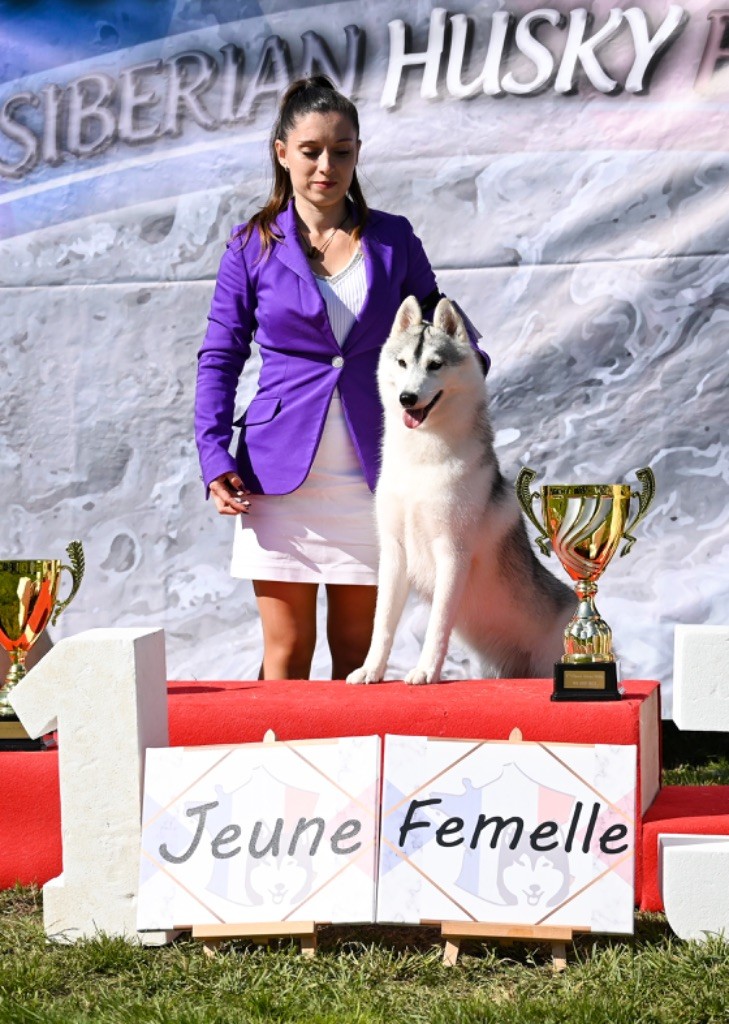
[0,541,85,727]
[516,468,655,701]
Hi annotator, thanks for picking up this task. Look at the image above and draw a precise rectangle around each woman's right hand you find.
[209,472,251,516]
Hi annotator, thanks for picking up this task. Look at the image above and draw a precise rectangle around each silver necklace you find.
[299,213,349,260]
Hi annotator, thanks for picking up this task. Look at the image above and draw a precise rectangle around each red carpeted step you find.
[0,751,61,889]
[1,678,661,903]
[640,785,729,911]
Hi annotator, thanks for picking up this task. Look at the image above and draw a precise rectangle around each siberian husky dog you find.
[347,296,574,685]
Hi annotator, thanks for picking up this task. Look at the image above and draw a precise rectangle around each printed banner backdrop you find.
[2,1,728,711]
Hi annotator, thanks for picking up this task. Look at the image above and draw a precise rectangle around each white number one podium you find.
[10,627,171,944]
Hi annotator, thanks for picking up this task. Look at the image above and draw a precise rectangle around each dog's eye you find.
[427,360,442,371]
[397,358,407,368]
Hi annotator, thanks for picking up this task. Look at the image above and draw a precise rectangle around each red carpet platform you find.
[2,748,62,891]
[1,678,663,900]
[639,785,729,911]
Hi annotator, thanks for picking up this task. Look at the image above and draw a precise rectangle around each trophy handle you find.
[621,467,656,556]
[515,467,551,557]
[51,541,85,626]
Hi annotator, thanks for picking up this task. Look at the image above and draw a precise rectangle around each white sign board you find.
[138,736,380,930]
[377,735,635,934]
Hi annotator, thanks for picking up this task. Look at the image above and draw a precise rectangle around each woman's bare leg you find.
[253,580,319,679]
[325,583,378,680]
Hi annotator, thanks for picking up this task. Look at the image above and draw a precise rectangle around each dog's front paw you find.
[346,665,383,685]
[404,665,440,686]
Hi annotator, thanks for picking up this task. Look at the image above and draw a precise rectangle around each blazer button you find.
[331,355,344,368]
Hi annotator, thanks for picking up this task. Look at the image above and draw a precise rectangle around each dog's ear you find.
[433,298,467,342]
[394,296,423,333]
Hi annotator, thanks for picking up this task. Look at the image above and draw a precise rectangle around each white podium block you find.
[673,625,729,732]
[660,834,729,941]
[10,627,170,943]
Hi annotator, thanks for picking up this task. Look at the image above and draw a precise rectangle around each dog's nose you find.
[399,392,418,408]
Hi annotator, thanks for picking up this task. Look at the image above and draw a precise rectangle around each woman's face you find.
[275,111,360,214]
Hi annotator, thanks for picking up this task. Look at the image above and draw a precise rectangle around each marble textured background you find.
[2,0,728,713]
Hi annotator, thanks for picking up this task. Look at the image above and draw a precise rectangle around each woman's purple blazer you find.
[195,200,485,495]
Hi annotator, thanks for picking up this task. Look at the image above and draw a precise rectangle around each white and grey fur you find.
[347,295,574,685]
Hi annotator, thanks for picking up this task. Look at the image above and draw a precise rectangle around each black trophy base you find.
[0,715,49,751]
[551,660,622,702]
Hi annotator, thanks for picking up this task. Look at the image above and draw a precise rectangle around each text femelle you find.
[398,797,629,855]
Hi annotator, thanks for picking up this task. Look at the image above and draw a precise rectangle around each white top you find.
[314,250,366,346]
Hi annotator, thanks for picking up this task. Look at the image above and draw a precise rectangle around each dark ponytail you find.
[237,75,368,253]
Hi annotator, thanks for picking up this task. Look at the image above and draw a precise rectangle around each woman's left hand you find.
[209,472,251,516]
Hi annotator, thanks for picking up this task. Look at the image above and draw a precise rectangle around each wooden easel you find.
[191,730,322,959]
[192,920,318,958]
[440,921,575,971]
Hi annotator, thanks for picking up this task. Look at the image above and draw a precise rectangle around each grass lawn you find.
[2,734,729,1024]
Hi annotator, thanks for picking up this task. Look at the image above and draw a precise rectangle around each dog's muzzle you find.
[399,390,443,429]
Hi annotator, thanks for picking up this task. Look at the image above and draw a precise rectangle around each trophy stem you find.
[0,650,27,718]
[563,581,614,664]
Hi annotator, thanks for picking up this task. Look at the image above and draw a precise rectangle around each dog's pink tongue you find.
[403,409,424,429]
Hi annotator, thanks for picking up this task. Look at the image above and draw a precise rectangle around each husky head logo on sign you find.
[497,825,571,909]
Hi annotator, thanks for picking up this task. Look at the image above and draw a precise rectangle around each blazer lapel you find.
[272,200,340,352]
[272,201,317,283]
[343,218,394,353]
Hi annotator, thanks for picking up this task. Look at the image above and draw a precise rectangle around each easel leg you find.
[300,933,317,958]
[551,940,567,972]
[202,939,221,958]
[443,938,460,967]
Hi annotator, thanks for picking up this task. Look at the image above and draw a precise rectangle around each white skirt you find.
[231,394,378,585]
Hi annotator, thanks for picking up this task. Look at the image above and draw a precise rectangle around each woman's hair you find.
[237,75,368,252]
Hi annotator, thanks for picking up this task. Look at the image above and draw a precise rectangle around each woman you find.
[195,75,488,680]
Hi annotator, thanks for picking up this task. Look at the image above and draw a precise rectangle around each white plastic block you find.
[660,834,729,941]
[672,625,729,732]
[10,627,170,943]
